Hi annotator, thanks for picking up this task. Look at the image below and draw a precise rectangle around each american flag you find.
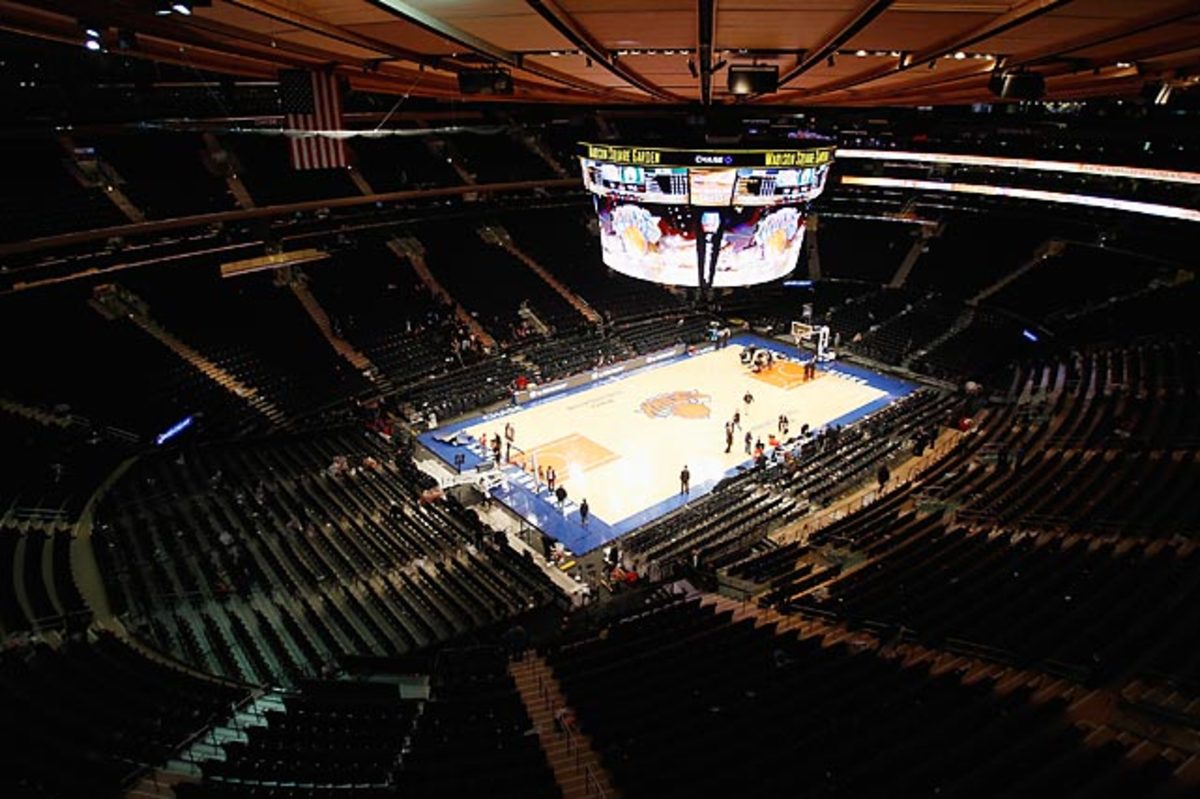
[280,69,347,170]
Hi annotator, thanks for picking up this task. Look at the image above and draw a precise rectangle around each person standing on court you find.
[744,431,753,456]
[546,465,557,493]
[724,422,734,454]
[579,499,589,527]
[743,389,754,419]
[680,465,690,495]
[732,409,741,430]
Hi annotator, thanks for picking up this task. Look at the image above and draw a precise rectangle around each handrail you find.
[0,178,578,258]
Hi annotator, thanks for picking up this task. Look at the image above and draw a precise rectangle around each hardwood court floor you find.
[463,343,887,527]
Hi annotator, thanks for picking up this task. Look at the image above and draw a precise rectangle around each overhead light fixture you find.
[172,1,193,15]
[84,38,102,52]
[83,25,100,38]
[1116,61,1132,68]
[855,49,867,57]
[954,51,966,60]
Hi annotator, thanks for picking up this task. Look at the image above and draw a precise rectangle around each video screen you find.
[581,160,690,204]
[581,159,830,207]
[594,197,806,287]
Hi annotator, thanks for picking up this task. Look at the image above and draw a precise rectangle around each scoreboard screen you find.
[579,142,835,287]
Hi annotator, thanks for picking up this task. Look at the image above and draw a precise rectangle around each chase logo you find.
[695,155,734,165]
[639,390,712,420]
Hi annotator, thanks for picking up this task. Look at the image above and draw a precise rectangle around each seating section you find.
[400,648,559,798]
[419,221,583,340]
[989,243,1170,322]
[302,243,466,386]
[822,287,920,347]
[1,524,89,633]
[547,598,1183,798]
[447,131,559,183]
[502,207,686,322]
[221,135,359,206]
[913,307,1029,382]
[175,648,558,799]
[799,528,1200,685]
[815,215,918,283]
[118,268,372,420]
[848,293,962,366]
[349,135,465,191]
[78,133,235,219]
[0,411,130,515]
[0,632,249,798]
[0,284,253,438]
[94,427,561,686]
[625,390,956,572]
[908,215,1062,299]
[0,137,127,242]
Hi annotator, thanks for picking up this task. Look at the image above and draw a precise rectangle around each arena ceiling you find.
[3,0,1199,106]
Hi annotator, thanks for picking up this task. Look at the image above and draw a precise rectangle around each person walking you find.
[680,465,690,495]
[724,421,734,454]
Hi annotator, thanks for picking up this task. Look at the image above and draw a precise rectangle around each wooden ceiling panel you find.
[8,0,1196,104]
[342,20,461,53]
[717,10,860,51]
[570,11,699,49]
[845,9,994,52]
[557,0,696,12]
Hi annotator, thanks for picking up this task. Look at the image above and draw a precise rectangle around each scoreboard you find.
[577,142,836,289]
[579,142,835,207]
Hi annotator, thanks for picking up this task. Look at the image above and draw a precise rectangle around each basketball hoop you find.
[792,320,833,362]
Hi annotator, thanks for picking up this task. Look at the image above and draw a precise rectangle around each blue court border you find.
[418,334,914,555]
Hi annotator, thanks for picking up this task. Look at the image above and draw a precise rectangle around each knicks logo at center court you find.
[639,390,712,420]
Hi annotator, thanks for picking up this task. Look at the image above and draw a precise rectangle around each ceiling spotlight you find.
[1116,61,1132,68]
[855,49,867,57]
[84,38,102,51]
[172,1,194,14]
[954,51,966,60]
[83,25,100,38]
[889,50,901,57]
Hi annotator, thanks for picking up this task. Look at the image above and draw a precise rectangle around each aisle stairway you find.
[479,224,602,324]
[700,593,1200,779]
[288,276,392,391]
[510,654,619,799]
[387,237,497,351]
[971,238,1065,304]
[889,222,939,288]
[90,285,287,427]
[123,690,286,799]
[201,133,255,210]
[58,135,145,223]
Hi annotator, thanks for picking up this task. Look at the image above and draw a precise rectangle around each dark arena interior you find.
[4,2,1200,798]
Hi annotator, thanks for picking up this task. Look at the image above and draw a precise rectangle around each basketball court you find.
[418,335,913,555]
